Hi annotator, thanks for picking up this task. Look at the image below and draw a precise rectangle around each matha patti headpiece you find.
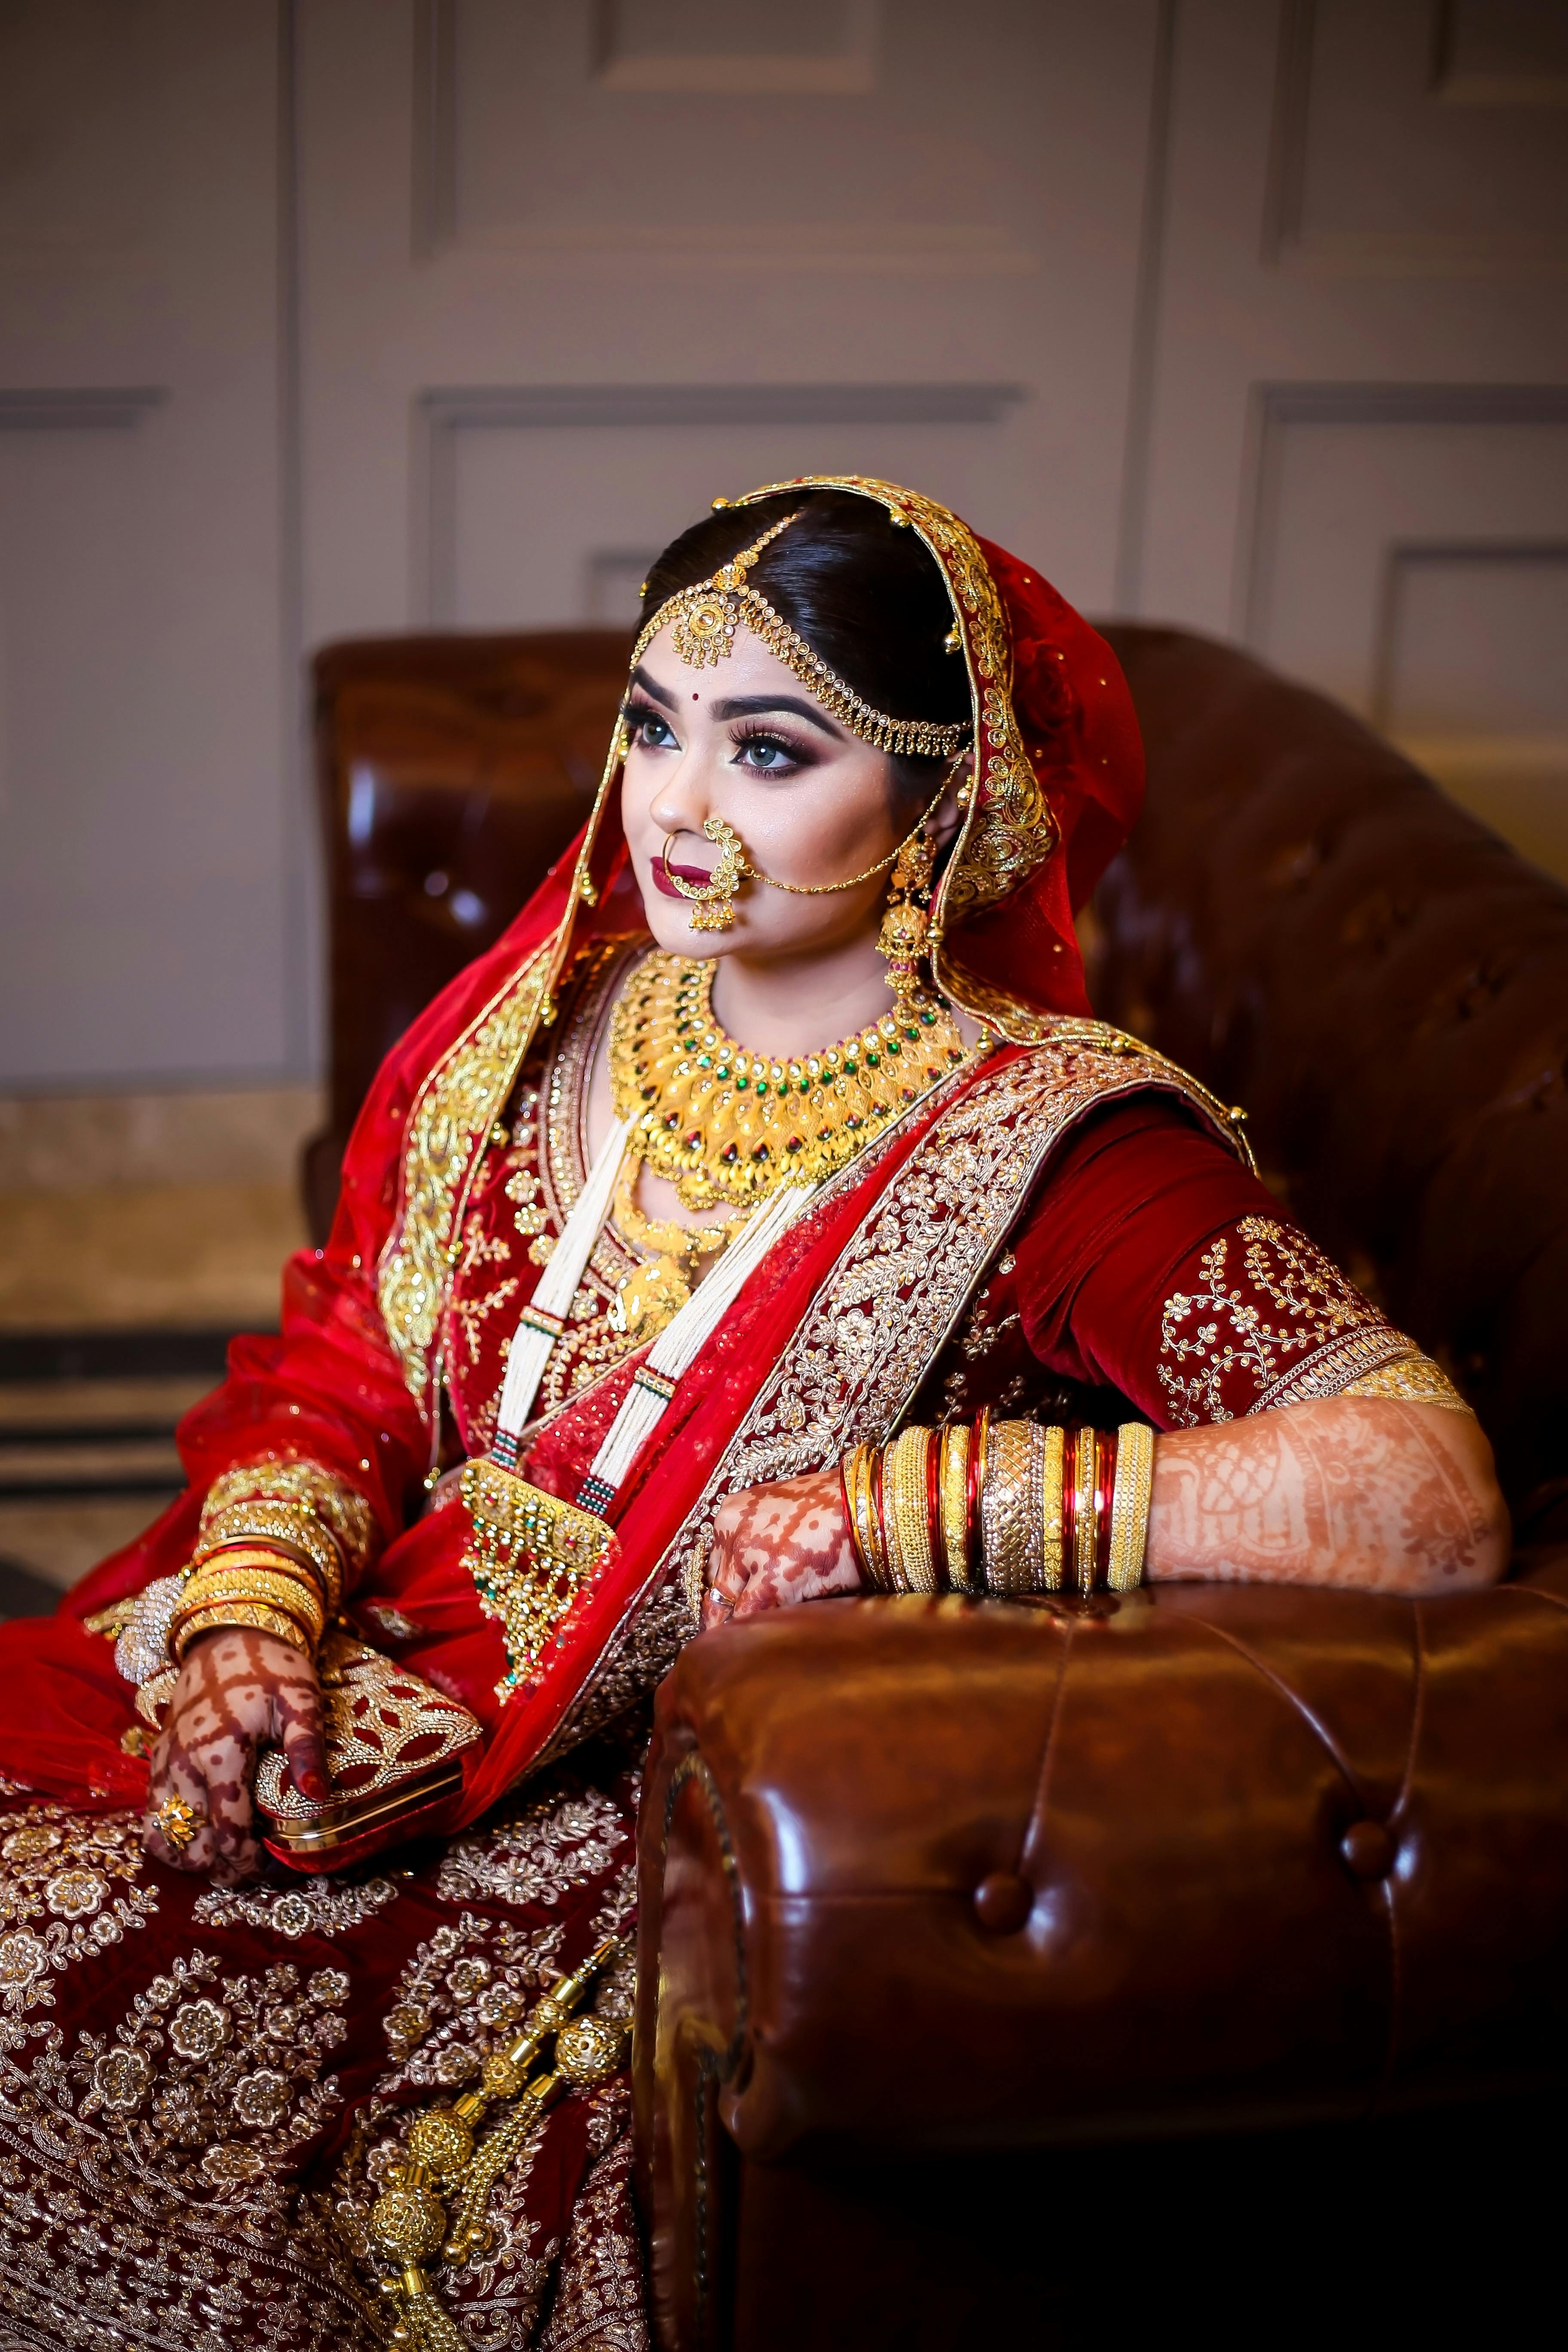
[633,506,971,763]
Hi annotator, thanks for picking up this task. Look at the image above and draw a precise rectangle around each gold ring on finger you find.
[154,1794,203,1851]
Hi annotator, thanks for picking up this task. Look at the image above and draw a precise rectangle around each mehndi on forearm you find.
[1145,1395,1508,1594]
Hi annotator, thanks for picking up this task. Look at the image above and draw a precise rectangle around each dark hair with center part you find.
[639,490,969,804]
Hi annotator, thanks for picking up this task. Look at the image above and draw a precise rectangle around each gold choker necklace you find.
[608,952,977,1213]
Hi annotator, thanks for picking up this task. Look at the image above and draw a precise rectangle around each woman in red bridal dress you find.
[0,481,1504,2351]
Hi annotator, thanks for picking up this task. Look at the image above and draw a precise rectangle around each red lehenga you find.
[0,481,1427,2350]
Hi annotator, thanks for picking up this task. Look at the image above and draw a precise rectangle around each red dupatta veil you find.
[49,478,1188,1842]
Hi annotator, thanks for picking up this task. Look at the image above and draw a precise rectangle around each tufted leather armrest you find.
[635,1556,1568,2338]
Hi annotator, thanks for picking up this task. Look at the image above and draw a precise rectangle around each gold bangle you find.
[937,1423,973,1593]
[879,1442,910,1593]
[172,1566,325,1644]
[184,1546,328,1609]
[196,1501,343,1608]
[845,1444,893,1592]
[980,1419,1044,1596]
[1108,1422,1155,1590]
[1072,1426,1099,1596]
[1039,1422,1066,1592]
[172,1603,315,1662]
[885,1428,938,1596]
[842,1446,879,1589]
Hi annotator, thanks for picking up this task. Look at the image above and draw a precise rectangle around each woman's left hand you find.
[702,1469,861,1630]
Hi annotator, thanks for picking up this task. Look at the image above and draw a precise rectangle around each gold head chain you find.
[633,508,970,762]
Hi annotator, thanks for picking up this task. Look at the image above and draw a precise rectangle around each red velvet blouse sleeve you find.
[1010,1092,1402,1429]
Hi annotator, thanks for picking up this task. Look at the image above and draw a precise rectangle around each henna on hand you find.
[143,1627,327,1883]
[702,1470,861,1631]
[1147,1396,1509,1595]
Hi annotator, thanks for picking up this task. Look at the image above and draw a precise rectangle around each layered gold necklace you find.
[608,952,977,1216]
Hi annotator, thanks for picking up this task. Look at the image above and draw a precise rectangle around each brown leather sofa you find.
[310,625,1568,2350]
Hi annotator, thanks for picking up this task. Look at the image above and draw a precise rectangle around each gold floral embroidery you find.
[192,1872,401,1942]
[1158,1216,1405,1427]
[537,2088,649,2352]
[0,1805,159,2020]
[436,1786,632,1912]
[0,1936,375,2351]
[379,945,554,1400]
[448,1209,521,1368]
[202,1455,375,1574]
[58,1953,350,2184]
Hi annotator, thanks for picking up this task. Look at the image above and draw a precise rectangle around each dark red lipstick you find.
[650,858,712,899]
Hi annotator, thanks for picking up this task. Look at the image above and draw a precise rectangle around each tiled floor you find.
[0,1180,307,1607]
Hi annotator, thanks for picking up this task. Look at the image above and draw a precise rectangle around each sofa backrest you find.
[1096,624,1568,1537]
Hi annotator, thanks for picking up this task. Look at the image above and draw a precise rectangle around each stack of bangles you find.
[840,1411,1155,1598]
[164,1497,346,1665]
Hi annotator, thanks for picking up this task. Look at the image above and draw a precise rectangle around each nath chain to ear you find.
[660,762,959,935]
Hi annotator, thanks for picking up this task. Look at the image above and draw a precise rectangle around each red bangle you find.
[927,1424,947,1591]
[1095,1429,1118,1589]
[1060,1425,1078,1583]
[968,1407,990,1574]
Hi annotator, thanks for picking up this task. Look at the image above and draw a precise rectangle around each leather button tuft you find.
[973,1871,1032,1934]
[1340,1820,1396,1880]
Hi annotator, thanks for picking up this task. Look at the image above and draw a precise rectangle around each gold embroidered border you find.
[1340,1347,1472,1413]
[539,1031,1247,1763]
[378,947,554,1400]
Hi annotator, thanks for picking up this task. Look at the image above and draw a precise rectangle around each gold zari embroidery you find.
[380,948,554,1399]
[1341,1351,1472,1413]
[1158,1216,1406,1426]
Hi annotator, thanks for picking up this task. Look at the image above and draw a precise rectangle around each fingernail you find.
[297,1769,330,1803]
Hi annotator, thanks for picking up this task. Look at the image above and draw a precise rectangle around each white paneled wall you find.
[0,3,294,1090]
[0,0,1565,1096]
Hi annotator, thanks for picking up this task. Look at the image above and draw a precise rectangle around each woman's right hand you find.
[143,1628,328,1883]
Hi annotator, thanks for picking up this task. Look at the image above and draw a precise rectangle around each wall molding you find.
[1371,535,1568,729]
[1262,0,1568,274]
[1112,0,1177,615]
[0,388,164,431]
[415,380,1029,624]
[1234,381,1568,646]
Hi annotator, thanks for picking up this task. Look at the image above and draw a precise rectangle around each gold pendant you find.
[459,1460,612,1698]
[609,1252,692,1341]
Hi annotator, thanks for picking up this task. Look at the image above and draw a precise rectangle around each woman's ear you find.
[931,751,974,848]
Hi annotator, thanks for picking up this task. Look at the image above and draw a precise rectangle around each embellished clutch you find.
[252,1629,483,1873]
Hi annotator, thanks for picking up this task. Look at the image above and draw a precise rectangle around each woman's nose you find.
[648,753,711,841]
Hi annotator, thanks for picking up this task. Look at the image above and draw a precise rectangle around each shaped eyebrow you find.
[707,693,842,738]
[627,664,679,711]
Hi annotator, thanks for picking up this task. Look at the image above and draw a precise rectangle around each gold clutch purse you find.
[252,1629,482,1872]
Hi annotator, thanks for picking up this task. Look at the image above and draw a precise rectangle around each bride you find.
[0,478,1505,2350]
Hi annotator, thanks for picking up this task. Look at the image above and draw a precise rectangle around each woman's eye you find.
[735,733,797,772]
[630,710,677,750]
